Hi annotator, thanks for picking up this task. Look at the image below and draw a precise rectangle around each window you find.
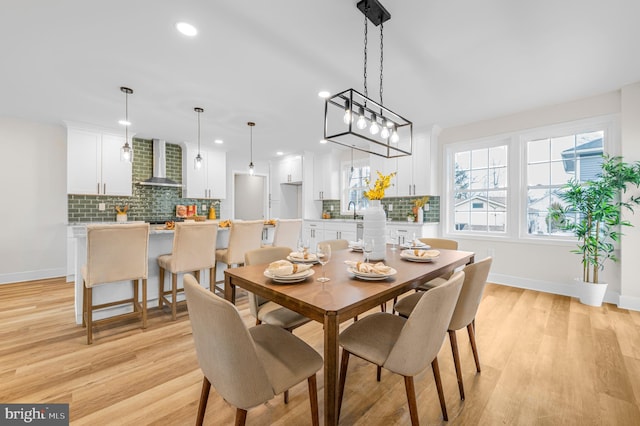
[453,145,508,233]
[341,159,370,215]
[445,116,613,241]
[526,130,604,236]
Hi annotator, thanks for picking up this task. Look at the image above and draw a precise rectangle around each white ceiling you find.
[2,0,639,163]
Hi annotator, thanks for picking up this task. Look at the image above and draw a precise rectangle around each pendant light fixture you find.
[119,86,134,162]
[248,121,255,175]
[323,0,412,158]
[194,107,204,170]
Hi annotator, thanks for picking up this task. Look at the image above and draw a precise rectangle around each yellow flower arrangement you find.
[412,196,430,208]
[363,171,396,200]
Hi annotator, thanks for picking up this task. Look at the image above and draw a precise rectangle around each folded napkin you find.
[348,240,363,248]
[410,249,440,258]
[289,251,318,261]
[267,260,313,276]
[344,260,393,274]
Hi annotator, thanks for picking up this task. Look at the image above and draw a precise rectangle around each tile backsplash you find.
[321,196,440,222]
[67,138,220,223]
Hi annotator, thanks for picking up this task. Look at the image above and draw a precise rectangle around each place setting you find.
[344,260,397,281]
[400,238,431,250]
[264,260,315,283]
[400,248,441,263]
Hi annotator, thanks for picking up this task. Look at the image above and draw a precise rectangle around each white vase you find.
[578,280,608,307]
[363,200,386,261]
[116,213,127,223]
[416,207,424,223]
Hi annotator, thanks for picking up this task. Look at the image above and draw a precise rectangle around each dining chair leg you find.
[284,390,289,404]
[158,267,165,308]
[467,322,481,372]
[209,267,214,292]
[171,273,178,321]
[82,282,87,328]
[377,365,382,382]
[141,278,147,329]
[307,374,319,426]
[404,375,419,426]
[337,350,351,420]
[133,279,139,312]
[234,408,247,426]
[86,287,93,345]
[380,302,386,312]
[392,296,398,314]
[431,357,448,421]
[196,377,211,426]
[448,329,465,400]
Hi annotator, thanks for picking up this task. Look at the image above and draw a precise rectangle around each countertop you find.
[304,218,439,226]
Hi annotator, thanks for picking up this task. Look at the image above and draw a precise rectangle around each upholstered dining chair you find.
[271,218,302,249]
[157,221,218,320]
[82,223,149,344]
[337,271,465,424]
[214,219,264,293]
[183,274,323,426]
[394,257,493,400]
[318,238,349,251]
[244,246,311,331]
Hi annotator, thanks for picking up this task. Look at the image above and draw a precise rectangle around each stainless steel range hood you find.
[138,139,182,187]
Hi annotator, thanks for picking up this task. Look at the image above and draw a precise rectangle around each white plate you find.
[400,243,431,250]
[400,250,439,262]
[264,269,315,283]
[287,255,319,263]
[349,247,363,252]
[347,267,397,281]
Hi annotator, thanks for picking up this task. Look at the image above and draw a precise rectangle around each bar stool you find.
[271,219,302,249]
[82,223,150,344]
[214,220,265,292]
[158,221,218,320]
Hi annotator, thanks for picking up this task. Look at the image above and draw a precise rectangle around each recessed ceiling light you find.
[176,22,197,37]
[214,139,223,144]
[318,91,331,98]
[320,139,328,144]
[276,151,284,156]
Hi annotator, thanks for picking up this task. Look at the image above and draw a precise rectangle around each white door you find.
[234,173,266,220]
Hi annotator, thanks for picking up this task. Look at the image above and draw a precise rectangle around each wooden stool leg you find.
[209,267,214,292]
[235,408,247,426]
[307,374,319,426]
[141,278,147,329]
[158,267,165,308]
[171,273,178,320]
[196,377,211,426]
[86,287,93,345]
[82,281,87,328]
[431,357,448,421]
[449,329,465,400]
[404,375,419,426]
[194,270,201,282]
[133,278,139,312]
[468,322,481,372]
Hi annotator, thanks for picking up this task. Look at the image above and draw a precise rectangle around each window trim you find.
[340,157,370,216]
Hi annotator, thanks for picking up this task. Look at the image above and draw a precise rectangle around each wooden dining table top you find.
[224,246,476,323]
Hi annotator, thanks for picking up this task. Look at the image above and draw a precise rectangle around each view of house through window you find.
[341,160,370,214]
[453,145,508,232]
[526,130,604,235]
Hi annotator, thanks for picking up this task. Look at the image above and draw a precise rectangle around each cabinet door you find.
[67,128,101,194]
[101,133,132,196]
[290,156,303,182]
[313,154,325,200]
[395,156,413,196]
[206,149,226,199]
[411,135,429,195]
[184,146,208,198]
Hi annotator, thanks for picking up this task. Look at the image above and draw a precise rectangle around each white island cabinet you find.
[67,126,132,196]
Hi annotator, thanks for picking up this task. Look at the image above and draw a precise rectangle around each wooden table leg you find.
[324,312,339,426]
[224,274,235,303]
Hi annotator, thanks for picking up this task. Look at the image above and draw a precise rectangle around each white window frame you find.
[340,158,370,216]
[443,115,619,244]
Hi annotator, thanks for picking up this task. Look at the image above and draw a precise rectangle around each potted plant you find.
[556,155,640,306]
[412,196,430,223]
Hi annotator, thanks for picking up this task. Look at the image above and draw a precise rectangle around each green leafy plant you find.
[559,155,640,283]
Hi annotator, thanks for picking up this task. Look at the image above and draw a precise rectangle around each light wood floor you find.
[1,278,640,425]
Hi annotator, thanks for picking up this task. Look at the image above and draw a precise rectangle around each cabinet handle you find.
[413,184,416,195]
[103,183,106,194]
[97,183,100,194]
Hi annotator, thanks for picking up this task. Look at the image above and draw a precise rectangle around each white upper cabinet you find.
[183,146,226,199]
[67,126,132,196]
[279,155,303,184]
[313,151,339,200]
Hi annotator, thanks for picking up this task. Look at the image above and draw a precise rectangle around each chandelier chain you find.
[363,3,368,99]
[379,21,384,108]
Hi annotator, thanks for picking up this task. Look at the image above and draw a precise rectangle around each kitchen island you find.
[70,222,272,324]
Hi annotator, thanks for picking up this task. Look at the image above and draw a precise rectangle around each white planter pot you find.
[578,280,608,307]
[363,200,386,261]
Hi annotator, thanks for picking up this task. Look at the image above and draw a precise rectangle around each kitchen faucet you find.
[348,201,357,220]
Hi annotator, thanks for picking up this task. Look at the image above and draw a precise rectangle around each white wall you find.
[0,118,67,284]
[437,90,634,306]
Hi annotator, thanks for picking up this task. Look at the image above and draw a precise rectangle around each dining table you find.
[224,245,475,426]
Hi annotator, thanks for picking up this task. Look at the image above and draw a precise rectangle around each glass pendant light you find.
[194,107,204,170]
[248,121,255,175]
[119,87,134,162]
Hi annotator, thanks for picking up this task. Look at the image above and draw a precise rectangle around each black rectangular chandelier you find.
[323,0,413,159]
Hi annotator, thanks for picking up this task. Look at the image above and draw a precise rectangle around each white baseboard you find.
[488,272,625,309]
[0,268,66,285]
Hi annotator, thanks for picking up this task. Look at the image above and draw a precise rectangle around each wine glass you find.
[363,238,374,263]
[316,243,331,282]
[389,229,398,251]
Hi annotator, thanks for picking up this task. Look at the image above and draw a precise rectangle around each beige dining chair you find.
[337,271,465,424]
[394,257,493,400]
[318,238,349,251]
[214,220,264,293]
[271,218,302,249]
[157,221,218,320]
[244,246,311,331]
[82,223,149,344]
[183,274,323,426]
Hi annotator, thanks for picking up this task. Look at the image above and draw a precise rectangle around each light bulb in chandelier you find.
[343,99,352,124]
[356,107,367,130]
[390,125,399,143]
[380,124,390,139]
[369,113,380,135]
